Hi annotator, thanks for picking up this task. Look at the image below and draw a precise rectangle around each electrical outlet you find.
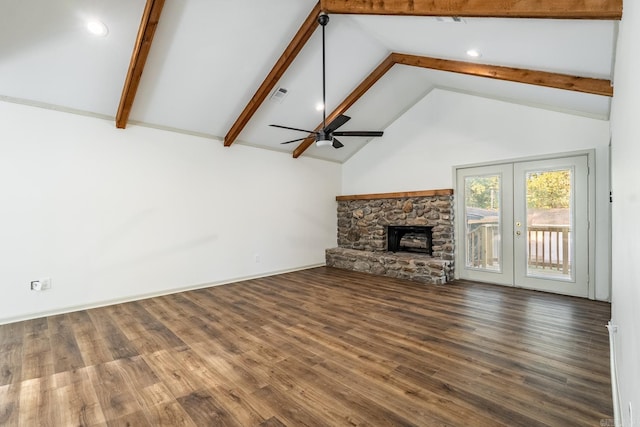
[254,254,260,263]
[30,277,51,291]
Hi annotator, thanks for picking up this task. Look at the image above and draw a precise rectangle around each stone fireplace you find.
[326,189,454,284]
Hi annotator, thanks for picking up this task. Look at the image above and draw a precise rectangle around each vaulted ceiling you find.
[0,0,620,163]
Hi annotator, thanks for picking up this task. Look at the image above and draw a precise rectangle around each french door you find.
[456,154,592,298]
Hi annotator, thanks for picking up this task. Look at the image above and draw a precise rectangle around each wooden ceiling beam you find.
[292,54,395,158]
[224,2,321,147]
[320,0,622,19]
[116,0,165,129]
[292,52,613,158]
[392,53,613,97]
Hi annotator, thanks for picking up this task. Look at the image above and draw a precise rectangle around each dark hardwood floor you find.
[0,267,612,426]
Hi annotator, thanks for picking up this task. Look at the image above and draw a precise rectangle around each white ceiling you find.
[0,0,617,163]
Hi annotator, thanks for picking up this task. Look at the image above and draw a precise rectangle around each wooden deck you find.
[0,267,612,426]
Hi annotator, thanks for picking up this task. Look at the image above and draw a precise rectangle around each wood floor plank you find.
[119,301,186,353]
[258,417,287,427]
[17,378,48,426]
[86,308,139,361]
[68,311,116,368]
[185,347,275,424]
[0,321,24,386]
[251,384,334,427]
[0,267,612,426]
[177,389,240,427]
[0,346,23,386]
[143,400,197,427]
[142,349,202,399]
[266,350,408,427]
[106,409,152,427]
[53,375,107,426]
[0,383,21,425]
[87,359,147,423]
[135,381,175,410]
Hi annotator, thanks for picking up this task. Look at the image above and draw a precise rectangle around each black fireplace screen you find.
[387,225,433,255]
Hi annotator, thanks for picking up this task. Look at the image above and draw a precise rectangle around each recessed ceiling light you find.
[86,20,109,37]
[466,49,481,58]
[315,102,324,111]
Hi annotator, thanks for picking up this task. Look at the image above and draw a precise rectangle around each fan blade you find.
[280,137,308,145]
[332,138,344,149]
[324,115,351,133]
[332,131,384,137]
[270,124,317,134]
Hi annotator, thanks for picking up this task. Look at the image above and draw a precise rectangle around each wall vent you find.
[436,17,465,23]
[270,87,288,103]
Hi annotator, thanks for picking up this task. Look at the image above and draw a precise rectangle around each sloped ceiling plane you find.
[0,0,620,163]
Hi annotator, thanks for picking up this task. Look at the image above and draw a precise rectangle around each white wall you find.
[343,89,611,300]
[343,89,610,193]
[0,101,341,324]
[610,0,640,423]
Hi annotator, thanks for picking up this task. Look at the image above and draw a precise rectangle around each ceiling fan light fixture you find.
[315,130,332,147]
[316,139,332,147]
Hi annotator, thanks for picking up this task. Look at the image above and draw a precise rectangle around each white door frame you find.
[453,150,596,299]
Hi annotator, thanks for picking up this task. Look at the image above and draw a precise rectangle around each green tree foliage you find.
[526,170,570,209]
[465,170,571,210]
[465,175,499,210]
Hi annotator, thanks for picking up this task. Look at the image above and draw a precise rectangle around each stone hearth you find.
[326,189,454,285]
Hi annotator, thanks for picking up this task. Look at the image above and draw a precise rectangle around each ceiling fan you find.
[270,13,384,149]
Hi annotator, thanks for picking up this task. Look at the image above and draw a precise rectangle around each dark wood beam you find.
[292,54,396,158]
[223,2,321,147]
[116,0,165,129]
[292,52,612,158]
[320,0,622,19]
[392,53,613,97]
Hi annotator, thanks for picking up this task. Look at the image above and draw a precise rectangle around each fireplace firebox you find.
[387,225,433,256]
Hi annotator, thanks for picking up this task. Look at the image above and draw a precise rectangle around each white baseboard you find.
[607,321,622,427]
[0,263,325,325]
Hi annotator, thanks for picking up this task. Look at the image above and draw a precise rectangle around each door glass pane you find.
[464,174,501,272]
[525,168,573,280]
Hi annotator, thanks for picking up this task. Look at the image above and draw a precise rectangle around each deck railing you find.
[466,222,570,273]
[466,222,499,269]
[527,225,570,274]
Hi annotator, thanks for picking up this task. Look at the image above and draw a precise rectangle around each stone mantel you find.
[326,189,455,285]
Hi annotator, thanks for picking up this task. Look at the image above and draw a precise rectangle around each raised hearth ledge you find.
[336,188,453,201]
[326,247,453,285]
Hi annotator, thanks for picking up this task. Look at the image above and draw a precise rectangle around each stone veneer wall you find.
[326,190,455,284]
